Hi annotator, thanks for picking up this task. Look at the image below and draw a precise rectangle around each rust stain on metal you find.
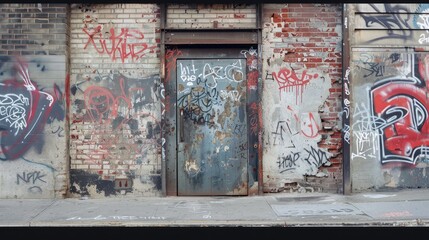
[178,84,185,92]
[195,133,204,143]
[217,101,232,127]
[214,131,232,142]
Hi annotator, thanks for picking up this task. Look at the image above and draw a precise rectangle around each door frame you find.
[162,45,261,196]
[159,4,263,196]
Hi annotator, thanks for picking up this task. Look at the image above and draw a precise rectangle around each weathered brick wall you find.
[0,3,68,56]
[261,4,343,193]
[1,3,346,199]
[0,3,69,198]
[69,4,162,197]
[166,4,256,29]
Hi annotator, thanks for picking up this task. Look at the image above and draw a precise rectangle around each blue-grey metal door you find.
[177,58,248,195]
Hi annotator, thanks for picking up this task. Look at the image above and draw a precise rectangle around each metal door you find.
[176,58,248,195]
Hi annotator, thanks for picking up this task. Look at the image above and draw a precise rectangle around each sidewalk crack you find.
[28,199,58,226]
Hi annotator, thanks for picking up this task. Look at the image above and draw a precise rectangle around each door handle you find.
[178,107,184,142]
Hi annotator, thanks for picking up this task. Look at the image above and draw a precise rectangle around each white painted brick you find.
[204,14,217,18]
[116,14,129,18]
[96,9,113,13]
[167,13,180,18]
[109,19,124,24]
[173,19,185,23]
[76,145,90,150]
[89,165,102,169]
[71,19,83,24]
[123,19,136,24]
[196,19,211,23]
[70,39,84,44]
[75,164,89,169]
[171,9,186,14]
[116,165,129,170]
[71,160,83,165]
[123,8,137,13]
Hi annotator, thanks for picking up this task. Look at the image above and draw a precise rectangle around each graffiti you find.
[174,201,211,216]
[271,121,296,147]
[178,85,219,124]
[304,146,330,167]
[351,104,382,160]
[277,152,300,173]
[360,4,413,43]
[272,68,318,103]
[83,25,156,63]
[206,61,244,83]
[300,112,320,138]
[0,57,64,160]
[240,46,258,58]
[369,55,429,164]
[418,34,429,44]
[273,205,359,216]
[360,54,385,78]
[277,146,330,174]
[233,124,246,135]
[177,59,245,124]
[417,14,429,44]
[66,215,166,221]
[16,171,46,184]
[343,98,350,119]
[16,170,46,194]
[28,186,43,194]
[357,53,407,78]
[342,67,351,144]
[219,90,241,101]
[51,126,65,137]
[179,62,198,86]
[161,137,166,161]
[241,47,258,71]
[388,53,401,63]
[179,60,244,89]
[265,71,274,81]
[165,49,182,81]
[249,102,258,135]
[286,106,320,138]
[237,147,248,162]
[343,124,350,145]
[84,77,143,124]
[82,74,159,124]
[72,73,161,182]
[414,4,429,44]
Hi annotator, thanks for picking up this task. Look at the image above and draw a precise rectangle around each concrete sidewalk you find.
[1,188,429,227]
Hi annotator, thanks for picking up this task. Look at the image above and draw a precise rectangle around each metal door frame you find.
[160,3,263,196]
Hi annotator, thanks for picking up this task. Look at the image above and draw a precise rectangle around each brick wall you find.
[0,3,69,198]
[0,3,346,198]
[166,4,256,29]
[261,4,343,193]
[68,3,162,197]
[0,3,68,56]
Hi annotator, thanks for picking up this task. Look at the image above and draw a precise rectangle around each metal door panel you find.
[177,58,248,195]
